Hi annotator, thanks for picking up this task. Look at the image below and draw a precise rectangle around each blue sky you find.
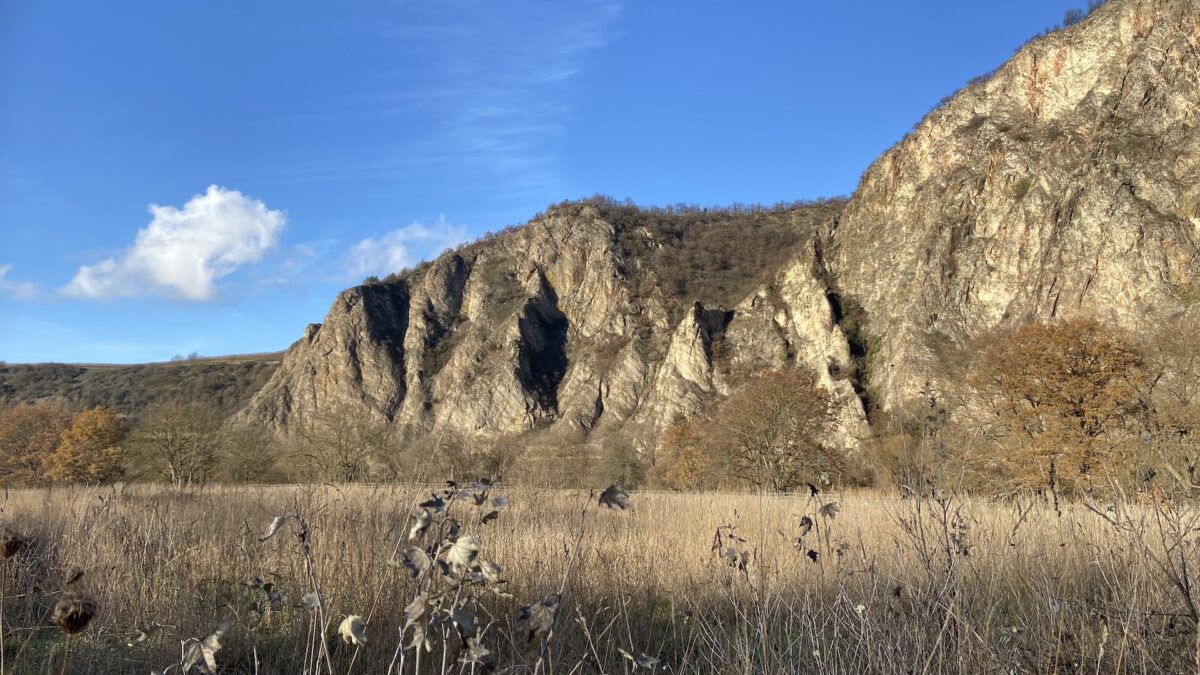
[0,0,1087,364]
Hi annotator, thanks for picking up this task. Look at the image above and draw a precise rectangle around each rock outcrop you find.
[237,202,866,446]
[829,0,1200,408]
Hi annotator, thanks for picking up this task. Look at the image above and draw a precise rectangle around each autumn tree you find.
[128,402,225,487]
[715,369,844,492]
[0,403,72,485]
[660,417,725,490]
[969,318,1145,501]
[43,407,126,483]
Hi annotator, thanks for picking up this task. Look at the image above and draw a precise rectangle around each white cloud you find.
[341,215,467,281]
[65,185,286,301]
[0,265,40,300]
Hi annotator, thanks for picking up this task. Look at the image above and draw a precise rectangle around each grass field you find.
[0,483,1196,674]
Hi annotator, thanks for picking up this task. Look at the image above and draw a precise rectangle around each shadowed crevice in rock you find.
[358,282,411,420]
[516,275,569,418]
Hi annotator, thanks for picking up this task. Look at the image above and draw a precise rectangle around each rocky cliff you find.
[829,0,1200,408]
[238,200,869,446]
[239,0,1199,447]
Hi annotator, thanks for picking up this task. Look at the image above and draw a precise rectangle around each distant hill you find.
[0,354,282,419]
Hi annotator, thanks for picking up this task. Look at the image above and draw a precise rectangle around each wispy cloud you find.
[0,265,40,300]
[266,0,623,199]
[65,185,286,301]
[340,215,467,281]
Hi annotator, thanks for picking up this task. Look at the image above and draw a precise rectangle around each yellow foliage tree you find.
[44,407,126,483]
[661,418,723,490]
[969,318,1144,502]
[0,403,72,484]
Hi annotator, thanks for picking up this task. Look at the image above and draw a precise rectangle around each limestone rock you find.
[829,0,1200,408]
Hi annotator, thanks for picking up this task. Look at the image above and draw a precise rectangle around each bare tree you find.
[217,425,281,484]
[291,404,391,482]
[130,402,224,487]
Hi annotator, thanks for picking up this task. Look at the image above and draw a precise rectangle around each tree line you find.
[649,315,1200,498]
[0,402,273,487]
[2,313,1194,496]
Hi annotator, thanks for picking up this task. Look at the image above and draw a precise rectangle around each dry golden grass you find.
[0,483,1196,673]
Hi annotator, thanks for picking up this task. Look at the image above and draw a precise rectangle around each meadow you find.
[0,483,1196,674]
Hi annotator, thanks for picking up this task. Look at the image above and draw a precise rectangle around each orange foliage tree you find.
[660,417,724,490]
[969,318,1145,501]
[44,407,127,483]
[0,402,72,484]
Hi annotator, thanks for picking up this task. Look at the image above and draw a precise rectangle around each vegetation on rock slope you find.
[0,356,280,419]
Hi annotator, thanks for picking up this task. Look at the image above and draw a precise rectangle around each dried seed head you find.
[408,510,433,540]
[182,621,232,674]
[63,567,85,586]
[818,502,840,520]
[1,527,26,559]
[599,485,632,510]
[53,592,97,634]
[797,515,814,538]
[518,593,560,647]
[339,615,368,646]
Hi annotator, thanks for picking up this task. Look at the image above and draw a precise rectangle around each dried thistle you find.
[819,502,840,520]
[392,546,432,579]
[339,615,368,646]
[182,621,232,674]
[0,527,26,559]
[599,485,632,510]
[403,593,434,652]
[518,593,560,647]
[53,592,96,634]
[409,509,433,540]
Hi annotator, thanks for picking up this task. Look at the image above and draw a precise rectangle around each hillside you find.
[239,0,1198,450]
[0,355,281,419]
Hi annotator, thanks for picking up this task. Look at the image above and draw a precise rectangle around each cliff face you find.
[829,0,1200,408]
[238,202,868,445]
[239,0,1199,445]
